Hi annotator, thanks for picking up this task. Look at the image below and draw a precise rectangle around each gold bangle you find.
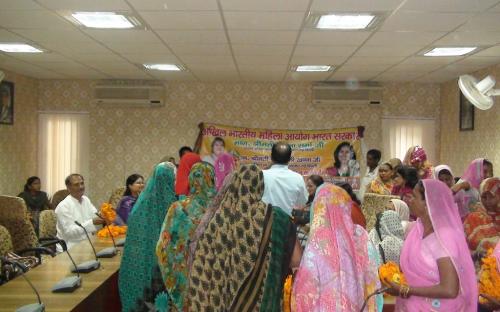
[399,285,410,298]
[402,285,411,299]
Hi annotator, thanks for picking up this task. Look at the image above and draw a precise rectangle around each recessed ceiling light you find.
[0,43,43,53]
[71,12,136,29]
[316,14,375,29]
[295,65,333,72]
[144,64,182,71]
[424,47,477,57]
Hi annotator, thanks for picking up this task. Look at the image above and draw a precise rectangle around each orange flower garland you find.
[97,225,127,238]
[379,261,407,287]
[100,203,116,223]
[282,274,293,312]
[479,249,500,304]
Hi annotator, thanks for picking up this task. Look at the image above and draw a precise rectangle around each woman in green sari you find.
[156,162,216,311]
[119,162,177,312]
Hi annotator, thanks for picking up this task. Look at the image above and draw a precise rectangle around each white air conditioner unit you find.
[93,81,165,107]
[312,82,382,106]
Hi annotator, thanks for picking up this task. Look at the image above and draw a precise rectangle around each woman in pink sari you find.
[292,183,381,312]
[386,179,477,311]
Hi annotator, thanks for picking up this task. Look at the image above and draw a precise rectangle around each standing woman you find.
[18,176,51,236]
[387,180,477,311]
[119,162,177,312]
[366,162,394,195]
[403,145,433,179]
[115,174,144,225]
[391,166,419,204]
[175,152,202,197]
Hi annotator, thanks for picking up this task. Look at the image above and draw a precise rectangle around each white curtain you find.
[38,112,89,197]
[382,117,436,164]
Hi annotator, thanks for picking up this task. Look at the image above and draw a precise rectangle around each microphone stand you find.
[72,221,100,273]
[51,239,82,293]
[94,213,118,258]
[1,258,45,312]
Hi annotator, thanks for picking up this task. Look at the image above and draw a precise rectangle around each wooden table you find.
[0,236,123,312]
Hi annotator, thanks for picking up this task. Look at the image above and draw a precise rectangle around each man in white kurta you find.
[262,142,308,216]
[55,174,105,251]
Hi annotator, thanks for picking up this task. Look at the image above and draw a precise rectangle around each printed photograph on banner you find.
[196,123,363,190]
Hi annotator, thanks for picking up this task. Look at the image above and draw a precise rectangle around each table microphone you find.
[1,258,45,312]
[73,221,100,273]
[94,213,117,258]
[51,239,82,293]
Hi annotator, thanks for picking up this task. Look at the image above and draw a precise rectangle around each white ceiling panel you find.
[401,0,499,12]
[232,44,293,56]
[121,53,179,64]
[128,0,218,11]
[339,62,392,71]
[220,0,308,12]
[148,71,196,81]
[345,56,406,65]
[491,2,500,12]
[458,13,500,31]
[387,63,444,72]
[84,30,161,43]
[441,63,491,74]
[381,12,470,31]
[169,43,232,56]
[79,61,139,71]
[365,31,446,46]
[181,55,233,65]
[42,41,111,53]
[56,68,111,79]
[311,0,403,12]
[236,55,289,65]
[12,29,93,43]
[456,56,500,67]
[187,63,236,71]
[239,64,287,71]
[36,0,130,11]
[375,72,424,81]
[298,31,371,46]
[474,45,500,56]
[228,30,298,45]
[290,55,349,65]
[0,0,44,10]
[399,56,464,65]
[9,52,72,62]
[102,69,152,78]
[104,42,171,54]
[70,53,125,62]
[223,12,304,30]
[434,31,500,46]
[156,30,227,44]
[286,71,331,81]
[240,70,284,81]
[329,71,381,81]
[191,69,239,81]
[0,29,28,42]
[294,45,358,57]
[139,11,223,30]
[414,72,457,83]
[354,45,421,57]
[0,10,73,29]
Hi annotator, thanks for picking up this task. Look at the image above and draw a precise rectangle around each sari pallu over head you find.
[175,152,202,196]
[292,183,380,312]
[156,162,216,312]
[119,162,177,312]
[188,164,293,312]
[398,179,477,311]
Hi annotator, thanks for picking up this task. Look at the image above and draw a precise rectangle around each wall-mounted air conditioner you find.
[93,81,165,107]
[312,82,383,106]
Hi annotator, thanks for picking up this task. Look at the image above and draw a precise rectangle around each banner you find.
[195,123,364,190]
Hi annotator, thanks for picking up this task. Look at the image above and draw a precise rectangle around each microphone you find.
[1,257,45,312]
[50,240,82,293]
[73,221,100,273]
[94,213,117,258]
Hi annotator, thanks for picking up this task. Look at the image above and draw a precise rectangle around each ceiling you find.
[1,0,500,83]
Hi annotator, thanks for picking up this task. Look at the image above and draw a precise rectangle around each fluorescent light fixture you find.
[0,43,43,53]
[424,47,477,57]
[316,14,375,29]
[72,12,135,29]
[295,65,332,72]
[144,64,182,71]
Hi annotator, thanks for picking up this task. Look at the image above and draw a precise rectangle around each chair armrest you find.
[38,237,59,248]
[17,246,56,258]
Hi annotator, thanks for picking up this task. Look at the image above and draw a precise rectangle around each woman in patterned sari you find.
[155,162,216,311]
[366,162,394,195]
[188,164,296,312]
[119,162,177,312]
[403,145,433,180]
[292,183,381,312]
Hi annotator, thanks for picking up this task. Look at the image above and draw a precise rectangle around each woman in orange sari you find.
[366,162,394,195]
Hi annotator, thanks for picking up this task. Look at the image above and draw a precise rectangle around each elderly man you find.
[55,174,105,250]
[262,142,308,216]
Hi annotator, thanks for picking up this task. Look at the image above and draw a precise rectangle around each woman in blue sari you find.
[119,162,177,312]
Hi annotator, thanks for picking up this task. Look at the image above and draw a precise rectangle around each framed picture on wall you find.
[459,90,474,131]
[0,81,14,125]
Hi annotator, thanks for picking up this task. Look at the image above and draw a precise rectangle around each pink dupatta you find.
[397,179,477,311]
[460,158,485,189]
[292,183,380,312]
[214,152,235,191]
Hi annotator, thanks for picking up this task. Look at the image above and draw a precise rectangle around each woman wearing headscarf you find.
[463,177,500,260]
[175,152,201,196]
[386,180,477,311]
[188,164,296,311]
[387,198,411,235]
[368,210,405,264]
[214,152,235,192]
[433,165,455,188]
[366,162,394,195]
[452,158,494,217]
[119,162,177,312]
[403,145,433,179]
[292,183,381,312]
[155,162,216,311]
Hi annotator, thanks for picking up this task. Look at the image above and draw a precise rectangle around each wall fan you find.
[458,75,499,110]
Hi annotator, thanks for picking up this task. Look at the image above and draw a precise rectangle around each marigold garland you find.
[99,202,116,223]
[283,274,293,312]
[97,225,127,238]
[379,261,407,287]
[479,248,500,304]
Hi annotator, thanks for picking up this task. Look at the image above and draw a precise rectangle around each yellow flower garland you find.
[379,261,407,287]
[479,249,500,304]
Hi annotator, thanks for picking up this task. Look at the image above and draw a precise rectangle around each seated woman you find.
[391,166,419,206]
[433,165,455,188]
[366,161,394,195]
[338,182,367,228]
[369,210,405,264]
[296,175,324,247]
[386,180,477,311]
[403,145,433,179]
[115,174,144,225]
[452,158,494,218]
[387,198,411,236]
[18,176,51,236]
[463,177,499,261]
[326,141,360,177]
[292,183,382,311]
